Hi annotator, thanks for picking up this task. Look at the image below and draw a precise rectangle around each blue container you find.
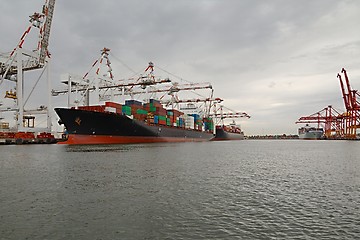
[125,100,142,106]
[150,99,161,105]
[154,115,159,124]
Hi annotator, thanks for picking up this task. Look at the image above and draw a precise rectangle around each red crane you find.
[296,105,344,138]
[337,68,360,139]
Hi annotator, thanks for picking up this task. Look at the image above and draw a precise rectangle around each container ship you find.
[298,124,324,140]
[55,99,214,144]
[212,121,245,141]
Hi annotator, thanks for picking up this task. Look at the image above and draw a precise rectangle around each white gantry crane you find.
[0,0,56,132]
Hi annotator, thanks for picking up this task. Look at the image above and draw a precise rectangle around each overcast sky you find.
[1,0,360,135]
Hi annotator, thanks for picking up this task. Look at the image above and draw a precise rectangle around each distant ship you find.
[56,100,215,145]
[298,124,324,140]
[212,120,245,141]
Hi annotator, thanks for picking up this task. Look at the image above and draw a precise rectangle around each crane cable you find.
[23,64,47,107]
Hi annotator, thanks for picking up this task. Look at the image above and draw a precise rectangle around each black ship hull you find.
[55,108,214,144]
[212,126,245,141]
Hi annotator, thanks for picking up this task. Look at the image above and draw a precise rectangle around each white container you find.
[184,115,195,129]
[105,106,116,113]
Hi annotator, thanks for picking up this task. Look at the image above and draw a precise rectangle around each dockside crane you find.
[209,104,250,126]
[296,68,360,139]
[296,105,344,138]
[52,49,171,106]
[337,68,360,139]
[161,97,223,105]
[0,0,56,132]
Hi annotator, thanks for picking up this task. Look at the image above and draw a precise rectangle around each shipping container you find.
[105,101,122,110]
[136,109,148,115]
[184,115,195,129]
[105,106,116,113]
[149,99,161,106]
[158,115,167,121]
[125,100,143,106]
[78,105,105,112]
[122,105,132,116]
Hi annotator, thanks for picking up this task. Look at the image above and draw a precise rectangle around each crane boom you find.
[52,78,171,96]
[39,0,56,65]
[210,112,250,119]
[337,73,350,110]
[130,82,212,95]
[161,97,223,105]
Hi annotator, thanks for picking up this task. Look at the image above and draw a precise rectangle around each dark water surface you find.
[1,140,359,239]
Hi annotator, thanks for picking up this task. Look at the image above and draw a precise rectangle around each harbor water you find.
[1,140,359,239]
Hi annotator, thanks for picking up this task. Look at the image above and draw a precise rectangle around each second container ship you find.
[298,124,324,140]
[212,121,245,141]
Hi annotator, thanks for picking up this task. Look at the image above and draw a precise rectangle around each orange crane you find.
[296,105,344,138]
[337,68,360,139]
[296,68,359,139]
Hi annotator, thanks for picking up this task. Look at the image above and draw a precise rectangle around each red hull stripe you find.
[58,134,210,145]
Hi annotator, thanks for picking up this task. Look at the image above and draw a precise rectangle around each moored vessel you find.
[53,48,216,144]
[213,121,245,141]
[56,100,214,144]
[298,124,324,140]
[210,105,250,141]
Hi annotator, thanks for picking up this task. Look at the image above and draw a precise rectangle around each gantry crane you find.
[296,105,345,138]
[209,104,250,126]
[296,68,360,139]
[161,97,223,105]
[0,0,56,132]
[51,49,171,106]
[337,68,360,138]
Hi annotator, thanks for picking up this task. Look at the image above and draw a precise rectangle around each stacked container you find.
[105,101,122,114]
[77,105,105,112]
[122,105,132,116]
[203,117,214,132]
[184,115,195,129]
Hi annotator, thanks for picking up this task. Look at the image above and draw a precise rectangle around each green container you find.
[122,105,131,115]
[150,106,157,112]
[158,115,166,121]
[136,109,148,115]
